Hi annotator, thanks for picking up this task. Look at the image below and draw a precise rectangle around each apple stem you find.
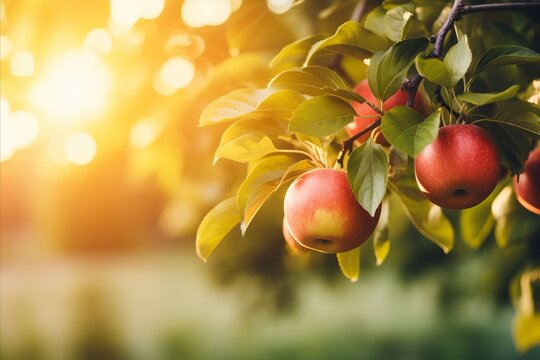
[404,0,540,110]
[336,118,381,168]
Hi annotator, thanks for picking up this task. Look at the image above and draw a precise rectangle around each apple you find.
[513,147,540,215]
[414,124,501,209]
[283,168,381,253]
[346,79,428,146]
[282,218,308,254]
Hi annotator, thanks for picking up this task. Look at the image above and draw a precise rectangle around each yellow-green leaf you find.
[196,198,240,262]
[337,247,360,282]
[513,314,540,353]
[237,156,314,234]
[214,134,277,164]
[389,178,454,253]
[373,204,390,266]
[457,85,519,106]
[305,21,392,65]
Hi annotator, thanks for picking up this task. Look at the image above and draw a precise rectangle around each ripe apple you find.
[346,79,428,146]
[414,124,501,209]
[513,147,540,215]
[282,218,308,255]
[283,168,381,254]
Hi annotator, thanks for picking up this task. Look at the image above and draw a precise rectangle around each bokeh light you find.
[0,35,13,60]
[63,131,97,165]
[84,28,113,57]
[267,0,294,14]
[30,50,112,124]
[9,49,35,77]
[130,118,161,148]
[9,110,40,150]
[153,57,195,95]
[181,0,232,28]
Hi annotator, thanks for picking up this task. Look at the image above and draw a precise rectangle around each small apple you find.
[282,218,308,254]
[346,79,428,146]
[284,168,381,253]
[513,147,540,215]
[414,124,500,209]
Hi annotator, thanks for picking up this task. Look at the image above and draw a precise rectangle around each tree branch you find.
[462,2,540,15]
[404,0,540,109]
[337,118,381,167]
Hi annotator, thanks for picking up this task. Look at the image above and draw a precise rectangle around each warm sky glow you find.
[63,131,97,165]
[10,49,35,77]
[30,50,112,125]
[0,35,12,60]
[130,118,161,148]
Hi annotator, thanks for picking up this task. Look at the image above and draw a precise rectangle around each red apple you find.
[346,79,428,146]
[283,168,381,254]
[414,124,501,209]
[282,218,308,255]
[513,147,540,215]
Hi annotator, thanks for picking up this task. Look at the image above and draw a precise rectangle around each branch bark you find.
[405,0,540,107]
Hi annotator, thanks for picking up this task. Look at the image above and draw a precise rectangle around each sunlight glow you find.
[64,132,97,165]
[30,50,112,125]
[10,50,35,77]
[130,118,161,148]
[181,0,232,28]
[267,0,294,14]
[0,98,15,162]
[84,28,112,57]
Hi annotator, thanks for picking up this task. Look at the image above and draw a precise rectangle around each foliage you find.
[194,0,540,352]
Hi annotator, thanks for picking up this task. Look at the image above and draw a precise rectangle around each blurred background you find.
[1,0,539,359]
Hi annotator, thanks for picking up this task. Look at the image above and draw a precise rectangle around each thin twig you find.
[336,118,381,167]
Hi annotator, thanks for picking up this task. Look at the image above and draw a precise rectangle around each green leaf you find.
[460,181,505,249]
[444,35,472,86]
[237,156,314,234]
[269,66,349,94]
[289,95,356,137]
[475,45,540,74]
[200,88,304,126]
[369,38,429,101]
[481,122,534,175]
[458,85,519,106]
[196,198,240,262]
[373,203,390,266]
[337,247,360,282]
[271,34,328,67]
[384,4,414,42]
[477,112,540,140]
[389,178,454,253]
[415,55,452,87]
[382,107,440,156]
[347,139,389,216]
[364,6,388,39]
[214,134,277,164]
[305,21,392,65]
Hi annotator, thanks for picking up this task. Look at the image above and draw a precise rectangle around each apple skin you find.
[282,218,309,254]
[346,79,428,146]
[513,147,540,215]
[283,168,381,254]
[414,124,501,209]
